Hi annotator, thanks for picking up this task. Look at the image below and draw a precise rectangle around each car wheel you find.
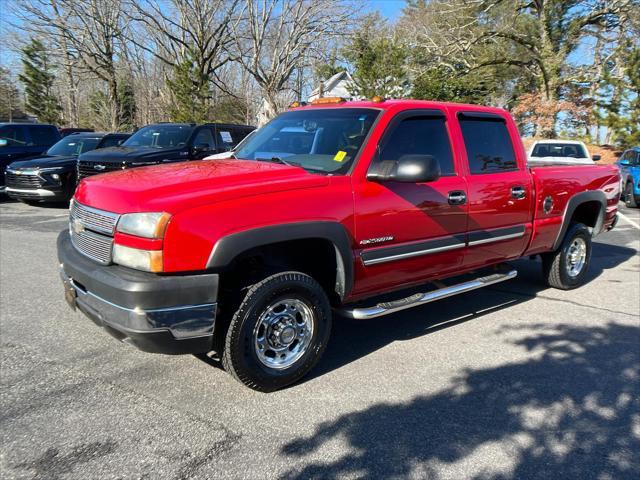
[542,222,592,290]
[222,271,332,392]
[625,182,638,208]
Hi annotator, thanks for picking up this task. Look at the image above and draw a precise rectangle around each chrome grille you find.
[78,161,124,180]
[5,171,42,189]
[71,229,114,264]
[70,201,118,235]
[69,201,119,264]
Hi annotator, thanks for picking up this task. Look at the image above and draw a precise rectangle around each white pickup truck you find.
[528,140,601,165]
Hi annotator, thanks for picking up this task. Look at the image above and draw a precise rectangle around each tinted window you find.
[123,124,193,148]
[47,137,100,156]
[379,116,454,175]
[235,108,379,174]
[230,127,252,144]
[459,118,517,173]
[98,136,127,149]
[531,142,587,158]
[28,126,59,146]
[193,128,215,148]
[0,126,27,147]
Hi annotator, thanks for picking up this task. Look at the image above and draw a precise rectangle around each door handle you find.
[511,186,526,199]
[448,190,467,205]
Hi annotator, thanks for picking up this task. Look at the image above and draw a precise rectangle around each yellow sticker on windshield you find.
[334,151,347,162]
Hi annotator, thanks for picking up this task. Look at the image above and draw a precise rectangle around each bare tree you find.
[233,0,351,122]
[126,0,242,111]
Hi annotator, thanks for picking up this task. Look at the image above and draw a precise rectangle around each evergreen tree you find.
[343,14,409,99]
[18,38,61,124]
[117,78,137,131]
[167,50,210,123]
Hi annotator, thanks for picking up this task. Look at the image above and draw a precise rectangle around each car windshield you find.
[234,108,380,174]
[531,143,588,158]
[47,137,101,156]
[123,125,193,149]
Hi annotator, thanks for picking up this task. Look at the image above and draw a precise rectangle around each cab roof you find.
[294,98,509,116]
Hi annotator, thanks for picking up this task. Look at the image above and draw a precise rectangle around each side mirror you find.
[0,139,7,147]
[592,154,601,161]
[192,143,210,154]
[368,154,441,183]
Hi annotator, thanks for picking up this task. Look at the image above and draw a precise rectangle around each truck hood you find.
[7,155,77,171]
[79,146,184,163]
[74,159,330,213]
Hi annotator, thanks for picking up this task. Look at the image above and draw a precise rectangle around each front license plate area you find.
[64,282,77,310]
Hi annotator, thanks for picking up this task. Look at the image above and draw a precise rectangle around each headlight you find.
[112,244,163,272]
[116,212,171,238]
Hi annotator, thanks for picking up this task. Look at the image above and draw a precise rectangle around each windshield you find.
[235,108,380,174]
[531,143,588,158]
[123,124,193,149]
[47,136,100,156]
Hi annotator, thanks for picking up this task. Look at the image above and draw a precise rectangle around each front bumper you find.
[6,186,66,200]
[57,230,218,354]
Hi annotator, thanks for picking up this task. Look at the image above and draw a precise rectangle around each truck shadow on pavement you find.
[280,320,640,479]
[308,240,637,381]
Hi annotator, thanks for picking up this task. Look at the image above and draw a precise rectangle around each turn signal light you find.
[371,96,385,103]
[310,97,346,105]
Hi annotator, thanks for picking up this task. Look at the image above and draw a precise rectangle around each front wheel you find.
[222,271,332,392]
[625,182,638,208]
[542,222,592,290]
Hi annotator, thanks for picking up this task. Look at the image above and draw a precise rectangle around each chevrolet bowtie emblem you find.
[72,218,85,234]
[94,164,106,171]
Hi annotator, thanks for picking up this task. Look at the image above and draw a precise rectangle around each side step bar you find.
[338,269,518,320]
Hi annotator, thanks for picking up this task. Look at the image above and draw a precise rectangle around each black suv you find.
[5,132,130,204]
[0,123,61,192]
[77,122,255,180]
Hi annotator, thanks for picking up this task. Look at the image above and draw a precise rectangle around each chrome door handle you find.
[448,191,467,205]
[511,186,526,199]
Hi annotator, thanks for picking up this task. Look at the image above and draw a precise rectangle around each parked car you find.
[57,98,619,392]
[528,139,600,165]
[0,123,61,192]
[76,122,255,180]
[59,127,94,137]
[5,132,130,204]
[617,147,640,208]
[203,129,256,160]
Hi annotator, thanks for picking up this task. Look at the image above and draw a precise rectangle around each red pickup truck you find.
[58,99,620,391]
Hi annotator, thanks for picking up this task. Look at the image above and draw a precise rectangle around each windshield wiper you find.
[256,156,296,167]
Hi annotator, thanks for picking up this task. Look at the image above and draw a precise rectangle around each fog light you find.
[51,173,60,180]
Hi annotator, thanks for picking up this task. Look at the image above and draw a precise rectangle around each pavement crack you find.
[489,287,638,318]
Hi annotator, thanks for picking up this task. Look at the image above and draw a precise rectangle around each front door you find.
[352,109,469,298]
[455,111,533,268]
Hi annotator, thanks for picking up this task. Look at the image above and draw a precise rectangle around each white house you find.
[308,71,357,102]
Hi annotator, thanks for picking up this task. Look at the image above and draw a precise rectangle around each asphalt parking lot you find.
[1,198,638,480]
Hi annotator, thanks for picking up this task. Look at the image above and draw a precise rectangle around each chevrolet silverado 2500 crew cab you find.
[57,99,620,392]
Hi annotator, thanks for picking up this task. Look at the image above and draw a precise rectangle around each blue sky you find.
[365,0,406,19]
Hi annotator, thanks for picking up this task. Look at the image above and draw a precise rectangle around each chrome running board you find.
[338,269,518,320]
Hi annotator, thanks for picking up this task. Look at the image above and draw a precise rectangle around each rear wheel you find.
[625,182,638,208]
[222,271,332,392]
[542,222,592,290]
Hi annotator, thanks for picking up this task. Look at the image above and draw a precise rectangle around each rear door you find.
[352,108,469,297]
[454,111,533,268]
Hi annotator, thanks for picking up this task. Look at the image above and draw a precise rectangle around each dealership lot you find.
[1,199,638,479]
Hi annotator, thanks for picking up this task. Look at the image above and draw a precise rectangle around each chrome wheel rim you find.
[253,298,315,370]
[566,237,587,277]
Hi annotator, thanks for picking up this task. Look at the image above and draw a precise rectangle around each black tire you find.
[625,182,638,208]
[542,222,592,290]
[221,271,332,392]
